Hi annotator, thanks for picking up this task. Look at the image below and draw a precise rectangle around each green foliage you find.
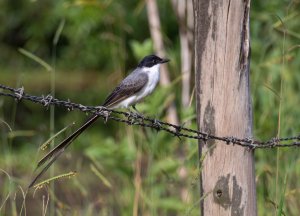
[130,38,153,60]
[251,1,300,215]
[0,0,300,215]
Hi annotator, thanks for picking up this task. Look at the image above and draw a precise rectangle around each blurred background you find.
[0,0,300,215]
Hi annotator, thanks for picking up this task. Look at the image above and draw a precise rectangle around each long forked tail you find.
[29,114,99,188]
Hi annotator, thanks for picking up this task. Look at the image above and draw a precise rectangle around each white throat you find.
[138,64,161,97]
[143,64,160,75]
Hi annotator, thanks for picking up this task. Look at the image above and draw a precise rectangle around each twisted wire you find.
[1,84,300,149]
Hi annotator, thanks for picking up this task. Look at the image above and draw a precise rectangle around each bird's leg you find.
[131,105,144,119]
[126,108,137,124]
[132,104,139,113]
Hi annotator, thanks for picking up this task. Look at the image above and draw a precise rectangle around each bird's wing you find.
[102,72,148,108]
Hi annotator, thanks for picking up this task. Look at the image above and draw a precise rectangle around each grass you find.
[1,1,300,215]
[1,74,300,215]
[0,92,201,215]
[1,58,300,215]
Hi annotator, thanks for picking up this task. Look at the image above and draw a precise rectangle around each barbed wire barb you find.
[1,83,300,149]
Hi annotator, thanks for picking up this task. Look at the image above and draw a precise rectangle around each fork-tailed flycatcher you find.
[29,54,170,187]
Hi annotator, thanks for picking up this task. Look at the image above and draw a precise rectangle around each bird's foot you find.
[126,111,137,124]
[131,105,145,119]
[126,111,144,125]
[103,111,111,123]
[126,106,145,123]
[96,107,111,123]
[152,118,161,131]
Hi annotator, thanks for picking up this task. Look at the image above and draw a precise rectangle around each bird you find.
[29,54,170,187]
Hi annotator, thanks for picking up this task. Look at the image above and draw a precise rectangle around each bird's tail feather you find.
[29,114,99,188]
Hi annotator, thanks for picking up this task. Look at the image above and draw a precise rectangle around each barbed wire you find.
[1,84,300,149]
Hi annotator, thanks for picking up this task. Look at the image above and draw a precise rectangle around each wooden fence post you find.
[193,0,257,215]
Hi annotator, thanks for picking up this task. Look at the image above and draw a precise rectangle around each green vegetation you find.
[0,0,300,215]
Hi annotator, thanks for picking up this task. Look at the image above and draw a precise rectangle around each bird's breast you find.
[135,69,160,101]
[143,69,160,95]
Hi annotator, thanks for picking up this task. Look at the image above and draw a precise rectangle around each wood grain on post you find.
[194,0,257,215]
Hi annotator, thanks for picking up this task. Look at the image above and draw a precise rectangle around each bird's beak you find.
[160,58,170,64]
